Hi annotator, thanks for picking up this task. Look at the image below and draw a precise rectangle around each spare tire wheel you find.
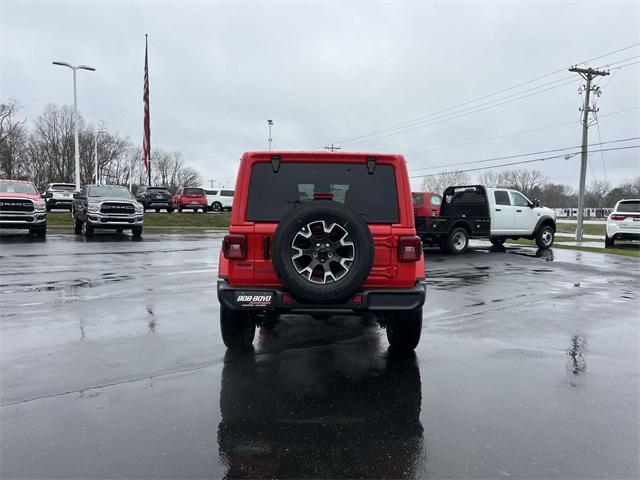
[271,201,374,304]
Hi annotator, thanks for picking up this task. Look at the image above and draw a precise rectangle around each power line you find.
[341,79,579,146]
[408,137,640,172]
[409,145,640,178]
[327,42,640,146]
[405,105,639,156]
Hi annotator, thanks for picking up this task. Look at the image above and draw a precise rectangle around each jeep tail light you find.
[398,236,422,262]
[222,234,247,260]
[610,214,626,221]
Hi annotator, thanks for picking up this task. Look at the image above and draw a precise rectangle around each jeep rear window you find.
[246,162,399,223]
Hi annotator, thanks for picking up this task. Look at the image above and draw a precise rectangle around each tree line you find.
[0,99,201,193]
[421,167,640,208]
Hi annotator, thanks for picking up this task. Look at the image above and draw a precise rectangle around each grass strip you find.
[46,212,231,228]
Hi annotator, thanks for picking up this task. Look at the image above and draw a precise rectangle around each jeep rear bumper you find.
[217,279,426,313]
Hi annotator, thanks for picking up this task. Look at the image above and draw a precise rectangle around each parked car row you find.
[136,186,235,213]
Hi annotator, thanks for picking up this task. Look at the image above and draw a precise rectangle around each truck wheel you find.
[167,207,174,213]
[447,227,469,254]
[605,235,614,248]
[30,226,47,238]
[535,225,554,249]
[74,218,83,235]
[489,236,506,246]
[386,308,423,351]
[178,206,183,213]
[155,208,160,213]
[212,201,222,212]
[220,305,256,350]
[132,227,143,238]
[272,200,374,304]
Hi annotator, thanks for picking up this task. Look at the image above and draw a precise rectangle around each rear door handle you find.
[516,209,522,212]
[495,208,501,211]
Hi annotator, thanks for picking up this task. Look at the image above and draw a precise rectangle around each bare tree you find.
[503,169,547,196]
[420,170,471,194]
[588,179,611,208]
[477,170,508,187]
[0,99,28,179]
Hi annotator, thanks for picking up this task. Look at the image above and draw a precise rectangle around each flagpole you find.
[146,34,151,187]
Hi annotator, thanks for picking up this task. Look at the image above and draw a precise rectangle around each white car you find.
[43,182,76,211]
[204,189,234,212]
[605,199,640,248]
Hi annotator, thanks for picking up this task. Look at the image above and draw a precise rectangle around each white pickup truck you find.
[416,185,557,253]
[204,189,234,212]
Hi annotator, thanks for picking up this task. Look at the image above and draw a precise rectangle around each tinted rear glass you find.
[51,184,75,191]
[184,188,204,195]
[412,193,424,205]
[246,162,399,223]
[446,189,487,205]
[494,191,511,205]
[220,190,234,197]
[618,201,640,212]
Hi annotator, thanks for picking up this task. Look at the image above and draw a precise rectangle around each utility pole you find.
[568,66,609,241]
[94,129,99,185]
[267,119,273,151]
[209,179,214,189]
[324,144,341,152]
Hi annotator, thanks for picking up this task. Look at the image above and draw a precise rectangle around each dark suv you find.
[135,186,173,212]
[217,151,426,351]
[72,185,144,237]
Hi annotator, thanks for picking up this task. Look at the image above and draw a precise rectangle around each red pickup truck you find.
[217,151,426,351]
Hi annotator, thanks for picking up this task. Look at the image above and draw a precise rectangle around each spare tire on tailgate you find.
[272,200,374,304]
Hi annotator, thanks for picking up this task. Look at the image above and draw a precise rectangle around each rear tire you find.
[447,227,469,254]
[178,206,183,213]
[489,236,506,246]
[535,225,554,249]
[386,308,423,351]
[155,208,160,213]
[220,305,256,350]
[167,207,174,213]
[438,237,449,253]
[605,235,614,248]
[132,226,143,238]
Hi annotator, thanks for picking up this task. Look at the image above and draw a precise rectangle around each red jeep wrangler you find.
[217,151,426,350]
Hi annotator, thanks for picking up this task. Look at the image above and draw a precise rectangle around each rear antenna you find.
[271,155,281,173]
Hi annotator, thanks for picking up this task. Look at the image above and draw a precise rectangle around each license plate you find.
[235,291,274,309]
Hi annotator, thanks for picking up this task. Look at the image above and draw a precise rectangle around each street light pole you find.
[267,119,273,151]
[52,61,96,191]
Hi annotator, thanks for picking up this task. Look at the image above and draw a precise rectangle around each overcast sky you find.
[2,1,639,191]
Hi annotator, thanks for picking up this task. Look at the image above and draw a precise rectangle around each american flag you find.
[142,35,150,175]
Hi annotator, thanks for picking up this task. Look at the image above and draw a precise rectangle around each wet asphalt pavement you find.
[1,230,638,479]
